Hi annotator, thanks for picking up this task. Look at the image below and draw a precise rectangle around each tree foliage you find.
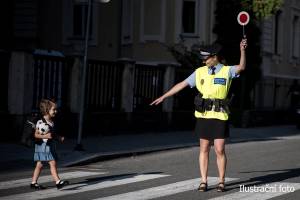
[163,39,201,69]
[241,0,283,20]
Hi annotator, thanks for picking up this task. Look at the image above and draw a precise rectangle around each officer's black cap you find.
[192,43,222,60]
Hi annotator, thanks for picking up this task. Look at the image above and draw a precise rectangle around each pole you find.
[75,0,92,151]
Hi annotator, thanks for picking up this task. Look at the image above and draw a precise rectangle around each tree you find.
[241,0,283,20]
[162,36,202,69]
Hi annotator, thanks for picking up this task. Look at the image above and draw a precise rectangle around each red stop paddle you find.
[237,11,250,38]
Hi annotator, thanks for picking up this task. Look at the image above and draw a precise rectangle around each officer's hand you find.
[240,39,247,50]
[150,96,164,106]
[59,136,65,142]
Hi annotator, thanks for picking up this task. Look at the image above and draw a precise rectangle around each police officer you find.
[150,38,247,192]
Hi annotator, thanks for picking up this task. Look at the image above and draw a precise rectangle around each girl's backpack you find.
[20,112,40,147]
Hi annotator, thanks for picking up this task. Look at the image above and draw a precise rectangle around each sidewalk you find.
[1,125,299,171]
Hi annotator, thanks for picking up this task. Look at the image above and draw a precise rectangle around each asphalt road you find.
[1,134,300,200]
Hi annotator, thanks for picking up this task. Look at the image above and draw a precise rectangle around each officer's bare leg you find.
[199,139,211,183]
[214,139,227,183]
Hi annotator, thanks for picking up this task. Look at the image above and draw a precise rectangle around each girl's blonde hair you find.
[39,99,56,116]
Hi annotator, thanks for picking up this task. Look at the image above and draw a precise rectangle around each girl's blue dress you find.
[34,119,58,161]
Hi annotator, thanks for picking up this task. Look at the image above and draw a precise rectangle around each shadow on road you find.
[61,171,164,191]
[225,168,300,191]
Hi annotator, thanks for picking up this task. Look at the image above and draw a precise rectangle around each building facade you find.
[257,0,300,109]
[1,0,300,140]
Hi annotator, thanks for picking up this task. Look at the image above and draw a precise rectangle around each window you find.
[182,0,196,34]
[62,0,98,46]
[274,10,282,55]
[73,3,93,39]
[121,0,133,44]
[140,0,166,42]
[292,15,300,58]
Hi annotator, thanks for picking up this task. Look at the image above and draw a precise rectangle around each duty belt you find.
[194,93,230,113]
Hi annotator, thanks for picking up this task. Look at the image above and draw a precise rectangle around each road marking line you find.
[0,174,169,200]
[0,171,106,190]
[208,182,300,200]
[93,177,238,200]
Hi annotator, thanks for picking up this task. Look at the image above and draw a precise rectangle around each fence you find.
[0,51,10,111]
[85,60,124,111]
[32,57,199,114]
[251,77,295,109]
[8,52,298,139]
[32,55,72,110]
[133,64,165,112]
[173,68,196,111]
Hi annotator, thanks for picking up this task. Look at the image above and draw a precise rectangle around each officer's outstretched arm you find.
[235,38,247,75]
[150,81,189,105]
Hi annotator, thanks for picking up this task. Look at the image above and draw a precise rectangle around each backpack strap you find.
[41,117,48,125]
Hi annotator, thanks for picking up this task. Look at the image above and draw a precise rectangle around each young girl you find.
[30,99,69,190]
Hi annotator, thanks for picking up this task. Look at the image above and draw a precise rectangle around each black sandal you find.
[30,183,46,190]
[197,182,208,192]
[56,180,69,189]
[216,182,225,192]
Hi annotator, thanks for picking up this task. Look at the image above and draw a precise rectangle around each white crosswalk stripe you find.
[1,173,299,200]
[0,173,169,200]
[0,171,106,190]
[93,177,238,200]
[208,182,300,200]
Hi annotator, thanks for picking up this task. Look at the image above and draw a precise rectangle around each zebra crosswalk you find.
[0,170,299,200]
[0,171,106,190]
[93,177,238,200]
[0,172,169,200]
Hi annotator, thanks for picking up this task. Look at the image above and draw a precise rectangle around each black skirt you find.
[195,118,229,140]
